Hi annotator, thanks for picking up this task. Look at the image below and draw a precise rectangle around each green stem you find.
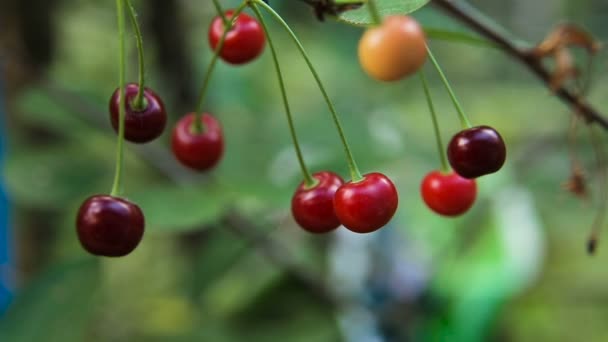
[193,2,248,133]
[366,0,382,25]
[111,0,127,197]
[253,0,363,182]
[419,71,449,173]
[212,0,230,26]
[125,0,146,111]
[250,4,316,187]
[426,45,472,129]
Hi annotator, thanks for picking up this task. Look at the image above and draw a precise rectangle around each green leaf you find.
[339,0,431,25]
[0,259,100,342]
[3,146,112,209]
[129,184,232,233]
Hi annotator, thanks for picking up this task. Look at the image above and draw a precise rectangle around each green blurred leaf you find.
[129,184,232,233]
[339,0,431,25]
[16,88,99,139]
[0,259,100,342]
[3,146,112,209]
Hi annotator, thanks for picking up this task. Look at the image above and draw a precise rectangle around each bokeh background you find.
[1,0,608,341]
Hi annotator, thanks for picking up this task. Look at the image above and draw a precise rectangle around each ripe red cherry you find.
[447,125,506,179]
[171,113,224,171]
[291,171,344,234]
[76,195,145,257]
[333,172,399,234]
[208,10,266,65]
[109,83,167,143]
[421,170,477,217]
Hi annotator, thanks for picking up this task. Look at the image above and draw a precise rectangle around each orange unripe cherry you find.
[358,15,428,82]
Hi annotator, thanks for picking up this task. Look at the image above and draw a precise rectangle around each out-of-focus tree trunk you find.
[0,0,60,285]
[144,0,196,116]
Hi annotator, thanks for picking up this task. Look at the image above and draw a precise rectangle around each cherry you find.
[291,171,344,234]
[109,83,167,143]
[171,113,224,171]
[333,172,399,234]
[421,170,477,217]
[447,125,506,179]
[76,195,145,257]
[208,10,266,65]
[358,15,427,82]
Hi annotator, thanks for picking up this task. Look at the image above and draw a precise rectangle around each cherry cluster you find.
[358,15,506,217]
[76,4,266,257]
[76,1,507,258]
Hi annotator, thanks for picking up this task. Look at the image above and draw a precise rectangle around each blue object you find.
[0,64,12,313]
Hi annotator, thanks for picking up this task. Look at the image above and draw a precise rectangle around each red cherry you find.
[208,10,266,65]
[333,172,399,234]
[76,195,145,257]
[109,83,167,143]
[291,171,344,234]
[171,113,224,171]
[447,125,506,179]
[420,170,477,217]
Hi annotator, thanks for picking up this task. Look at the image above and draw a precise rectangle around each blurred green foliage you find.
[3,0,608,341]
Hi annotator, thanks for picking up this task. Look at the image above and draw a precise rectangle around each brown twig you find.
[431,0,608,130]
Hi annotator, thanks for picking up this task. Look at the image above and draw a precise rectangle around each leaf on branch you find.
[298,0,363,21]
[533,24,602,57]
[531,24,602,91]
[551,48,579,91]
[562,162,588,200]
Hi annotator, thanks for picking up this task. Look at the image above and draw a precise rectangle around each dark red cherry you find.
[421,170,477,217]
[76,195,145,257]
[171,113,224,171]
[447,125,506,179]
[109,83,167,143]
[208,10,266,65]
[291,171,344,234]
[333,172,399,234]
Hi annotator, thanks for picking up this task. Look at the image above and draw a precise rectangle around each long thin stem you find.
[587,126,607,255]
[193,1,248,133]
[426,45,472,129]
[366,0,382,25]
[212,0,230,26]
[419,71,449,173]
[250,4,316,187]
[253,0,363,181]
[111,0,127,197]
[125,0,146,111]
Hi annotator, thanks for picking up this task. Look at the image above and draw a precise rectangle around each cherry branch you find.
[431,0,608,130]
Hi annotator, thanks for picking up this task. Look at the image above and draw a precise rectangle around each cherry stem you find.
[419,71,449,173]
[212,0,230,27]
[587,125,607,255]
[193,1,248,133]
[250,4,317,187]
[125,0,146,111]
[110,0,127,197]
[425,45,472,130]
[366,0,382,25]
[253,0,363,182]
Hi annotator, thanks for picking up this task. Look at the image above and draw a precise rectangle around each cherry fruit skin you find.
[208,10,266,65]
[291,171,344,234]
[334,172,399,234]
[447,125,507,179]
[421,170,477,217]
[76,195,145,257]
[358,15,427,82]
[109,83,167,143]
[171,113,224,171]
